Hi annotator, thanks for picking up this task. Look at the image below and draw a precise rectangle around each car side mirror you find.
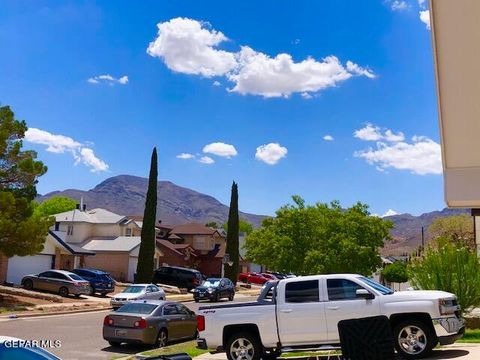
[356,288,374,300]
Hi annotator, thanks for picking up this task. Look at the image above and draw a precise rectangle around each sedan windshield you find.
[116,303,158,314]
[359,276,394,295]
[122,286,145,293]
[203,279,220,287]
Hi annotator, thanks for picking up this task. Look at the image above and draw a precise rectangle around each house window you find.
[67,225,74,235]
[125,228,132,237]
[194,236,205,249]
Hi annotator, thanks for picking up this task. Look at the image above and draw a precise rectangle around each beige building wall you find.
[84,252,130,281]
[92,224,122,237]
[57,222,93,243]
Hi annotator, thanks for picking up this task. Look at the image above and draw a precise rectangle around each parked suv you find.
[72,268,115,296]
[152,266,203,291]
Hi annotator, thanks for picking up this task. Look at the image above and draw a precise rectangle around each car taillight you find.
[134,319,147,329]
[197,315,205,332]
[193,278,199,285]
[103,316,114,326]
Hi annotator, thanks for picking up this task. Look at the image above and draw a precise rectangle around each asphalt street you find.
[0,295,257,360]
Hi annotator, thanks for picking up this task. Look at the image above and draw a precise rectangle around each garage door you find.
[7,254,54,285]
[128,257,138,283]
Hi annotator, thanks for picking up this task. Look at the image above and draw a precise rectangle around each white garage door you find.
[128,257,138,283]
[7,254,53,285]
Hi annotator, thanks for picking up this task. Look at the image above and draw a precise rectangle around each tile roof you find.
[170,223,217,235]
[55,208,125,224]
[82,236,141,252]
[49,230,96,255]
[156,239,184,255]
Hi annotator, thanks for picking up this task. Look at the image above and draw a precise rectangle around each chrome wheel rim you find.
[157,331,167,348]
[230,338,254,360]
[398,325,427,355]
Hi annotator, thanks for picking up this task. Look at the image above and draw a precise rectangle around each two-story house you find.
[156,222,226,276]
[2,206,163,284]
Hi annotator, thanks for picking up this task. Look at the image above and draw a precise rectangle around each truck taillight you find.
[197,315,205,332]
[134,319,147,329]
[103,316,114,326]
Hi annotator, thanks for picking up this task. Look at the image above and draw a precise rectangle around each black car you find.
[72,268,115,296]
[152,266,203,291]
[193,277,235,302]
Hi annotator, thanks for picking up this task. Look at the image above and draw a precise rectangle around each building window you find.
[125,228,132,237]
[67,225,74,236]
[194,237,205,249]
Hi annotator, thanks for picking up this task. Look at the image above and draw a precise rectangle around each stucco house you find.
[1,207,161,285]
[156,222,226,276]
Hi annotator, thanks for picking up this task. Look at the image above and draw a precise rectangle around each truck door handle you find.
[280,309,293,313]
[327,306,339,310]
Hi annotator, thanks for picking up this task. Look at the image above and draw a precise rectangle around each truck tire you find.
[226,331,262,360]
[393,319,435,359]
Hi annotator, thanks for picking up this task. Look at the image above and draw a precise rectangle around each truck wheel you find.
[226,332,262,360]
[393,320,435,359]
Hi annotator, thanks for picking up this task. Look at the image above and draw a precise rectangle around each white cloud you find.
[147,18,376,98]
[87,74,129,85]
[389,0,409,11]
[213,81,221,86]
[78,148,108,172]
[255,143,288,165]
[147,17,237,77]
[323,135,334,141]
[24,128,109,172]
[418,0,427,7]
[202,142,238,158]
[176,153,195,160]
[419,10,431,30]
[382,209,399,217]
[199,156,215,165]
[354,133,442,175]
[354,123,404,142]
[354,123,383,141]
[229,49,374,98]
[384,129,405,142]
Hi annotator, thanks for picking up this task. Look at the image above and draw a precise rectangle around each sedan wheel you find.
[156,329,168,348]
[58,287,69,297]
[23,279,33,290]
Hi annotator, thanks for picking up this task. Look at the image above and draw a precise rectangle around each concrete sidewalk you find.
[191,344,480,360]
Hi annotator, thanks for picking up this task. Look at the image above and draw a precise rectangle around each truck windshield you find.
[359,277,394,295]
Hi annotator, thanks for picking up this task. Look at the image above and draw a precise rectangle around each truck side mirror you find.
[356,288,375,300]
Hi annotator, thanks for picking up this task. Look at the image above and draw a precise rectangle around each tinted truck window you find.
[327,279,362,300]
[285,280,319,303]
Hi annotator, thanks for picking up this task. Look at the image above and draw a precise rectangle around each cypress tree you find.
[224,181,239,284]
[136,147,158,283]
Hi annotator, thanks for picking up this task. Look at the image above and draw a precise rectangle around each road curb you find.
[0,296,198,319]
[1,306,112,319]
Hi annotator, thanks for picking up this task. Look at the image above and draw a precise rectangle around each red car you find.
[238,272,270,285]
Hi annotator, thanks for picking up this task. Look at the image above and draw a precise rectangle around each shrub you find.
[382,261,409,283]
[409,238,480,315]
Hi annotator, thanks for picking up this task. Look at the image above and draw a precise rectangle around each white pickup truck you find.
[197,274,464,360]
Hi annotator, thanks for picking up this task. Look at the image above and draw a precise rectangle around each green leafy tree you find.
[429,214,474,249]
[35,196,77,216]
[245,196,392,276]
[382,261,409,284]
[410,238,480,315]
[136,148,158,283]
[205,221,219,229]
[223,219,253,235]
[0,106,52,257]
[224,181,239,284]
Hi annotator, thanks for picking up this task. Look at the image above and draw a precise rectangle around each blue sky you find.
[0,0,441,217]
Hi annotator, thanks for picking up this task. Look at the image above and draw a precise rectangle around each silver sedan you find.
[103,300,198,347]
[110,284,166,309]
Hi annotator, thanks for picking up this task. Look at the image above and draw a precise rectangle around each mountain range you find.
[38,175,470,255]
[38,175,265,227]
